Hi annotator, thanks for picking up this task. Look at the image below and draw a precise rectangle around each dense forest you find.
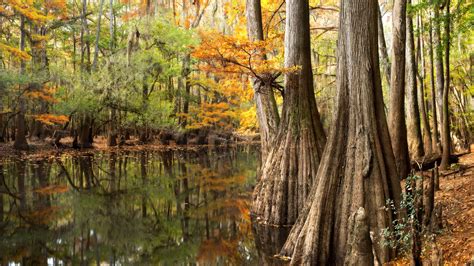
[0,0,473,265]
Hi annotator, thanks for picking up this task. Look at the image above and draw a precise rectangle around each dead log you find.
[410,153,465,171]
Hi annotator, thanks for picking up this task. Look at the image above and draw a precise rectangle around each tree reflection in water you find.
[0,145,263,265]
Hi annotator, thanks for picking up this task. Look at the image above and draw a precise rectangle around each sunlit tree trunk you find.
[92,0,105,70]
[406,0,424,159]
[251,0,326,226]
[245,0,280,162]
[440,0,451,170]
[377,4,391,87]
[389,0,409,179]
[416,13,433,155]
[280,0,401,264]
[428,15,441,153]
[433,2,444,132]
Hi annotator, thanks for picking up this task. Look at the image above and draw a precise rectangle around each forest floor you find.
[432,147,474,264]
[391,146,474,265]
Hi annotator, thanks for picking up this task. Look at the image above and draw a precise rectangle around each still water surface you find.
[0,145,279,265]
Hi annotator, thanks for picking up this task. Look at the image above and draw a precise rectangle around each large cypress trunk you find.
[279,0,401,264]
[389,0,409,179]
[246,0,280,162]
[406,0,424,160]
[251,0,326,226]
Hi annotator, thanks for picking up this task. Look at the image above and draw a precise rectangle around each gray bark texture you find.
[279,0,401,264]
[251,0,326,227]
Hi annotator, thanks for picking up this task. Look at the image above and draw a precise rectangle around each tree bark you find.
[377,4,391,88]
[78,116,93,148]
[109,0,114,50]
[92,0,105,70]
[251,0,326,226]
[440,0,451,170]
[280,0,401,264]
[433,2,444,133]
[14,15,29,151]
[423,168,435,227]
[181,54,191,128]
[345,208,374,266]
[389,0,409,179]
[406,0,424,160]
[416,13,433,156]
[428,15,441,154]
[80,0,90,72]
[246,0,280,162]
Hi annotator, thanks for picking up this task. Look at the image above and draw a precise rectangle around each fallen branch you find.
[411,153,467,171]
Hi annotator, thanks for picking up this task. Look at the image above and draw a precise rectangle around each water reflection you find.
[0,146,259,265]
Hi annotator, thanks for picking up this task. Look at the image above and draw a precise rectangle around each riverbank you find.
[0,135,260,160]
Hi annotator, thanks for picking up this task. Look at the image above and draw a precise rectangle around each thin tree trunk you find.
[280,1,401,264]
[389,0,409,179]
[406,0,424,159]
[245,0,280,162]
[433,2,444,132]
[109,0,114,50]
[14,15,29,151]
[429,15,441,153]
[92,0,105,70]
[440,0,451,170]
[181,54,191,128]
[80,0,88,72]
[251,0,326,226]
[377,4,391,87]
[417,13,433,156]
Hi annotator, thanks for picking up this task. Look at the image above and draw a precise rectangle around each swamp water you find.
[0,145,285,265]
